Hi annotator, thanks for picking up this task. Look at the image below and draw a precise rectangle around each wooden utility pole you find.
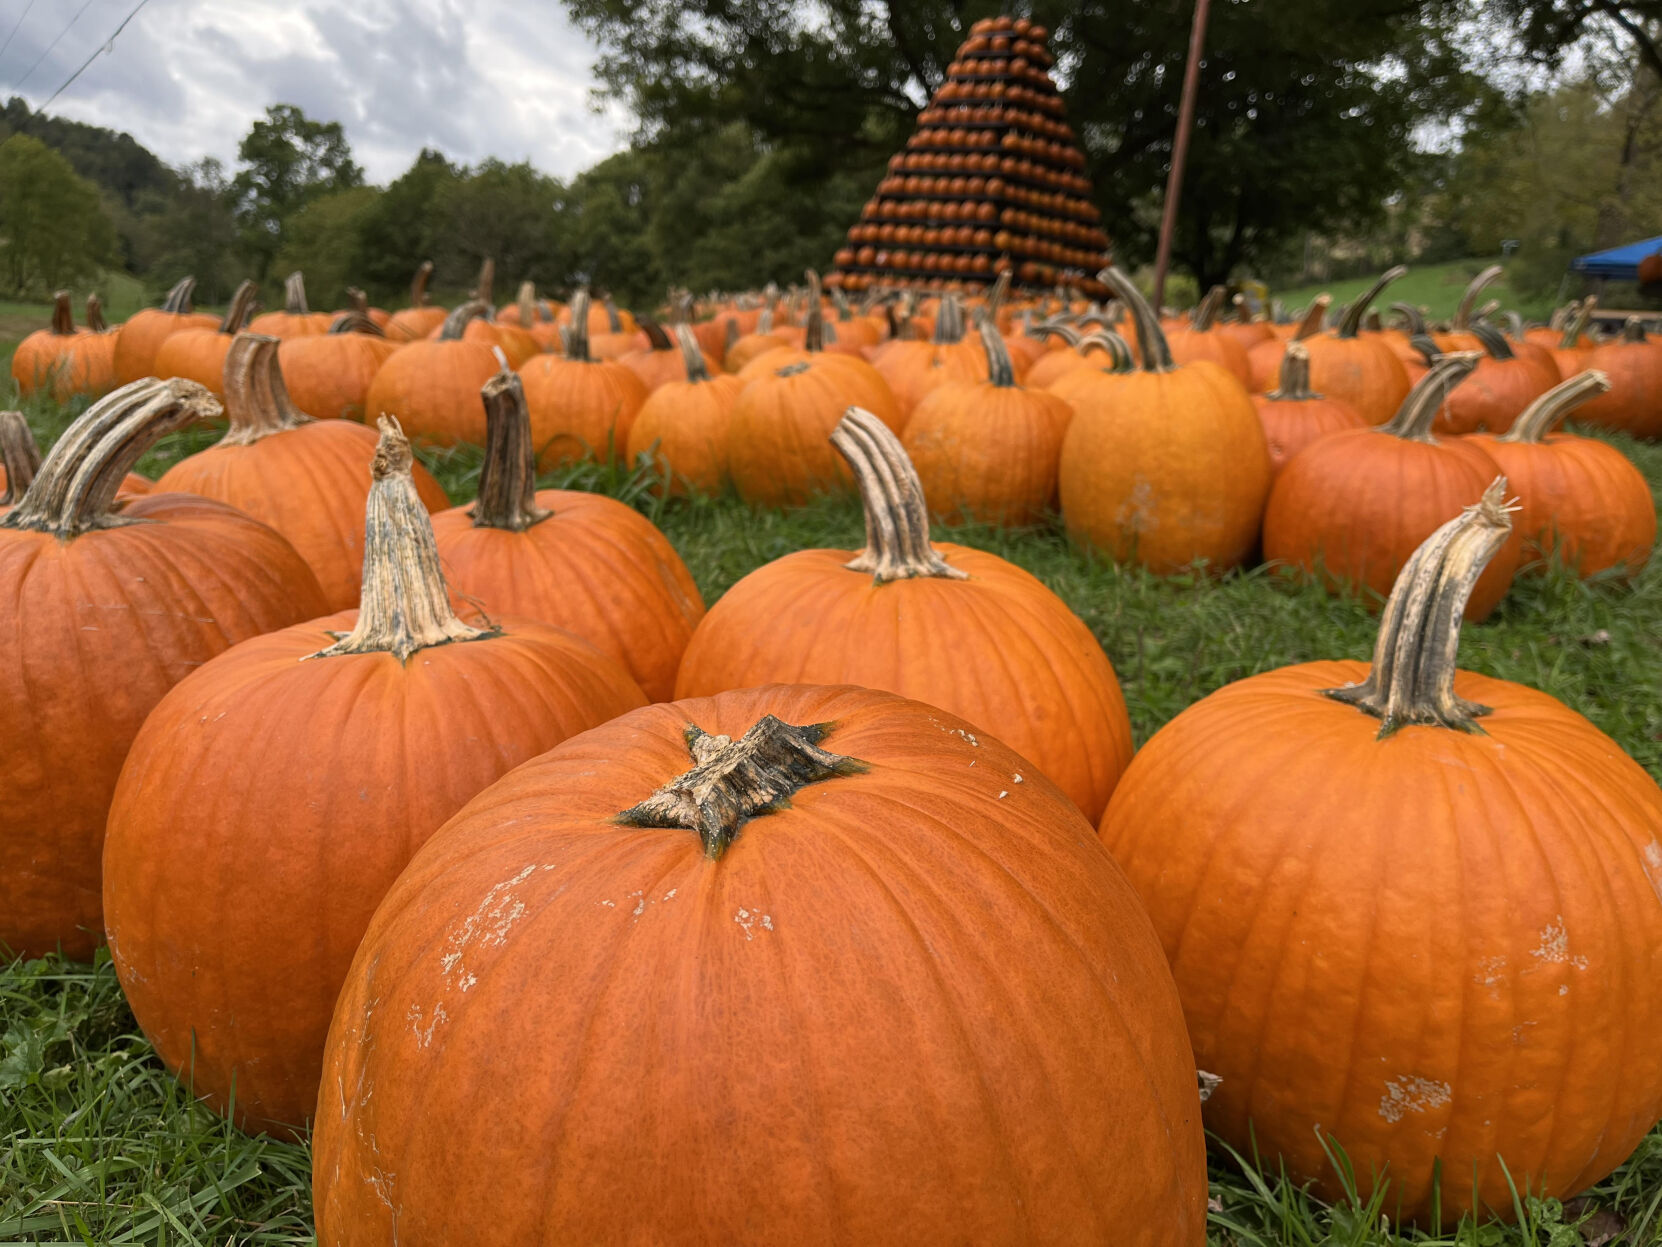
[1152,0,1212,310]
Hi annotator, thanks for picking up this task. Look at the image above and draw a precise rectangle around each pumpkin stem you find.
[410,261,434,308]
[49,291,74,336]
[0,379,221,537]
[1622,316,1647,343]
[831,287,853,320]
[1498,370,1611,444]
[516,281,536,326]
[1266,340,1320,401]
[931,295,967,345]
[566,290,593,361]
[1337,266,1406,339]
[1191,286,1226,331]
[674,324,710,382]
[833,406,967,583]
[1231,292,1253,323]
[1468,322,1516,362]
[1099,265,1175,373]
[309,417,489,663]
[1323,478,1516,736]
[639,321,673,351]
[803,270,825,352]
[472,258,495,309]
[983,269,1012,325]
[1379,351,1482,443]
[616,716,864,859]
[85,295,108,334]
[472,371,552,532]
[1388,302,1427,335]
[1079,329,1134,371]
[1292,295,1332,342]
[603,295,622,334]
[440,300,489,340]
[220,334,311,446]
[280,271,308,315]
[329,306,385,336]
[1452,265,1503,331]
[1559,297,1594,349]
[220,280,260,334]
[1033,320,1082,348]
[1500,310,1525,340]
[978,319,1015,388]
[1363,308,1383,332]
[0,410,42,506]
[160,275,197,314]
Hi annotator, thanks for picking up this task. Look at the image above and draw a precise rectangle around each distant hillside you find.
[0,96,174,210]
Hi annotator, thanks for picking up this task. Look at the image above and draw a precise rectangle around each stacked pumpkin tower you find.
[826,16,1111,299]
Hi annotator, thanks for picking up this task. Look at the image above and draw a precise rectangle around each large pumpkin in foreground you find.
[315,683,1208,1245]
[1101,482,1662,1224]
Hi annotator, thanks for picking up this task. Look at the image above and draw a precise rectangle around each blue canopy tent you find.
[1571,235,1662,281]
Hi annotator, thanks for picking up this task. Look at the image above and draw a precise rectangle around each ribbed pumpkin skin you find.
[278,335,401,421]
[0,494,328,960]
[155,423,450,610]
[103,615,647,1137]
[1466,433,1656,575]
[903,381,1072,525]
[516,354,648,468]
[314,684,1207,1246]
[1100,664,1662,1223]
[422,318,540,368]
[727,360,904,506]
[675,548,1132,821]
[1578,339,1662,438]
[1263,431,1519,619]
[1054,363,1271,572]
[11,331,117,402]
[153,329,238,397]
[1434,356,1559,435]
[385,307,446,343]
[432,489,706,701]
[1165,326,1251,385]
[624,373,743,496]
[1252,391,1367,476]
[363,340,501,446]
[622,345,716,392]
[114,309,218,383]
[1303,339,1412,425]
[873,341,987,421]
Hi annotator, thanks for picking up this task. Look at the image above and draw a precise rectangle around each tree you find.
[556,151,664,305]
[232,105,363,279]
[271,186,383,308]
[136,158,244,303]
[431,160,564,296]
[353,149,461,301]
[1488,1,1662,82]
[0,134,116,297]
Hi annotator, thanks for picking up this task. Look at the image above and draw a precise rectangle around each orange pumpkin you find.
[1102,484,1662,1223]
[247,271,334,339]
[677,408,1132,822]
[621,320,714,391]
[495,281,562,349]
[625,325,743,495]
[1054,266,1270,573]
[105,417,645,1138]
[153,279,261,397]
[1299,267,1412,424]
[433,371,704,701]
[1252,340,1368,476]
[384,261,447,343]
[1435,266,1556,374]
[1245,294,1331,390]
[903,318,1072,525]
[722,303,792,374]
[1220,293,1276,351]
[0,379,328,960]
[515,289,648,468]
[1263,352,1519,618]
[363,301,502,446]
[585,296,647,360]
[1467,369,1655,575]
[869,291,990,418]
[1546,298,1596,382]
[1432,323,1558,435]
[1165,286,1252,385]
[157,334,449,609]
[316,683,1207,1244]
[11,292,112,401]
[277,305,401,422]
[1026,323,1134,389]
[1575,318,1662,439]
[113,276,218,384]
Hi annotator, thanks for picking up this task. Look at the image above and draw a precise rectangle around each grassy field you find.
[1270,256,1560,325]
[2,357,1661,1242]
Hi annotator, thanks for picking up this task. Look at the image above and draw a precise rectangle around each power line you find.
[14,0,96,94]
[0,0,41,66]
[41,0,150,109]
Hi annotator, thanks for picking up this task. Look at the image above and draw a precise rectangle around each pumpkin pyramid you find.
[826,16,1111,299]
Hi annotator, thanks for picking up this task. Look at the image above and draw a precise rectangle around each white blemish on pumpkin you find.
[433,866,536,1004]
[406,1002,447,1049]
[1475,955,1507,988]
[663,889,677,901]
[998,790,1008,799]
[734,907,773,940]
[1642,841,1662,903]
[937,723,979,746]
[1531,917,1589,969]
[1560,985,1569,995]
[459,973,476,992]
[1114,476,1158,533]
[598,899,615,908]
[1379,1076,1452,1123]
[1013,773,1023,783]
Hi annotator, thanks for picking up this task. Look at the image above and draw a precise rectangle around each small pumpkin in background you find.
[333,286,390,331]
[432,371,705,701]
[1263,352,1519,619]
[385,261,446,342]
[1252,340,1367,476]
[625,325,744,496]
[1431,323,1558,435]
[278,297,401,422]
[622,318,714,392]
[247,272,333,339]
[153,279,261,397]
[1054,266,1270,573]
[76,296,120,397]
[1164,286,1252,386]
[113,276,218,384]
[1102,484,1662,1224]
[157,333,448,609]
[871,292,990,421]
[500,281,562,349]
[363,301,502,446]
[1467,369,1655,576]
[1027,323,1134,389]
[903,319,1071,526]
[1575,317,1662,439]
[583,296,647,361]
[1546,298,1596,382]
[722,303,792,374]
[516,289,648,468]
[11,292,106,401]
[0,410,40,510]
[424,260,540,367]
[1245,296,1330,392]
[0,378,327,961]
[677,408,1133,823]
[1221,293,1276,351]
[106,416,645,1139]
[1299,267,1412,424]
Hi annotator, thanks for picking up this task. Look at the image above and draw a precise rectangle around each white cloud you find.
[0,0,630,181]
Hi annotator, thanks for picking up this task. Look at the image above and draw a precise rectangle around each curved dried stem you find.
[221,334,311,446]
[440,300,489,341]
[1337,266,1406,339]
[673,324,710,382]
[282,271,309,314]
[1266,340,1320,401]
[1498,370,1611,444]
[1452,265,1503,330]
[85,295,109,334]
[48,291,74,336]
[220,280,260,334]
[566,290,593,361]
[0,411,41,506]
[161,275,197,315]
[1292,295,1332,342]
[978,319,1014,387]
[1191,286,1226,331]
[472,370,552,531]
[833,406,966,583]
[1099,265,1175,372]
[1379,351,1482,443]
[410,261,434,308]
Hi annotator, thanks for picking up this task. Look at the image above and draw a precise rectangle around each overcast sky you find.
[0,0,631,182]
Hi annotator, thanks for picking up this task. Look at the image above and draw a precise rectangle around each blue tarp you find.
[1571,235,1662,280]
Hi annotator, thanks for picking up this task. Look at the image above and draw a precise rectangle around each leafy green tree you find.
[135,159,244,303]
[556,151,664,305]
[353,149,461,302]
[271,186,383,309]
[232,105,363,279]
[431,160,564,298]
[1487,0,1662,81]
[0,134,117,296]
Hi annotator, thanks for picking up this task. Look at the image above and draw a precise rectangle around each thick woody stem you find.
[161,276,197,315]
[804,270,825,352]
[0,379,222,536]
[603,296,622,333]
[410,261,434,308]
[1079,330,1134,371]
[832,406,967,583]
[1379,352,1482,443]
[220,334,311,446]
[566,290,593,361]
[1324,479,1516,736]
[1292,295,1332,341]
[85,296,108,333]
[220,280,260,334]
[1266,341,1320,401]
[1559,298,1594,349]
[1099,265,1175,373]
[1622,317,1647,343]
[308,418,489,662]
[1033,320,1082,348]
[440,300,489,340]
[1337,266,1407,339]
[640,321,673,350]
[472,371,552,531]
[329,307,385,336]
[1469,322,1516,362]
[1498,370,1611,444]
[49,291,74,336]
[473,259,495,308]
[517,281,537,326]
[1453,265,1503,330]
[616,716,865,859]
[1191,286,1226,331]
[1389,302,1428,335]
[674,324,710,382]
[931,295,966,345]
[978,319,1015,387]
[282,272,309,314]
[0,411,41,506]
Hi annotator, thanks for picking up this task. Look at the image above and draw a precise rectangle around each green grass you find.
[3,382,1661,1243]
[1271,256,1558,325]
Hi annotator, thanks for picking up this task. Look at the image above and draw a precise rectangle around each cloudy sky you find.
[0,0,631,182]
